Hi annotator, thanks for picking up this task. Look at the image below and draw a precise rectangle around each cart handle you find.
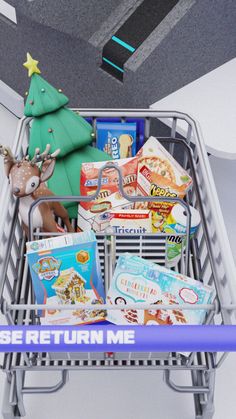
[0,325,236,353]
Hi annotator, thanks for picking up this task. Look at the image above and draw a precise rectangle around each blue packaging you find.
[126,118,145,150]
[86,118,145,151]
[96,122,137,159]
[26,231,106,325]
[107,253,213,326]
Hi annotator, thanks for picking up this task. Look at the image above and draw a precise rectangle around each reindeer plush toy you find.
[0,144,73,237]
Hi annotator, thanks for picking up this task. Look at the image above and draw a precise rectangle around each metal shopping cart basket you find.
[0,109,236,419]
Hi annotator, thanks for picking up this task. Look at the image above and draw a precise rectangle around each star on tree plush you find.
[24,53,69,118]
[23,52,41,77]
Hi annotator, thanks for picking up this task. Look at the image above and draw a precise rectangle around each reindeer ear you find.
[40,159,56,182]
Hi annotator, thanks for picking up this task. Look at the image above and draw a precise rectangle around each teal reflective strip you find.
[111,36,136,53]
[102,57,124,73]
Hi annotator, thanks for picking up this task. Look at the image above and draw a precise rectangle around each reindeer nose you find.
[13,187,20,195]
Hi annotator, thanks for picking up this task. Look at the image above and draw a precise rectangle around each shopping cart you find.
[0,109,235,419]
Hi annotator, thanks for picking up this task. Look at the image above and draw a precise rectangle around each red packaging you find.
[78,157,138,231]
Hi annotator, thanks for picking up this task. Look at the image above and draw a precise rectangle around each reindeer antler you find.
[0,145,17,177]
[0,145,15,161]
[31,144,60,165]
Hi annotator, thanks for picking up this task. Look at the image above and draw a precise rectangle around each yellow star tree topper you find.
[23,53,41,77]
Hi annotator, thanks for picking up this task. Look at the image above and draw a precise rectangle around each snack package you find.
[77,157,138,232]
[86,118,145,151]
[125,118,145,150]
[26,231,106,325]
[136,136,193,226]
[110,209,152,234]
[96,122,136,159]
[107,253,213,326]
[163,204,201,267]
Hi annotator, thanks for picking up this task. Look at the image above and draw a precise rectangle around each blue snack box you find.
[26,231,106,325]
[96,121,137,159]
[126,118,145,150]
[86,118,145,151]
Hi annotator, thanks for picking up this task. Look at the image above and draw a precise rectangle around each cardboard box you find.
[78,157,138,232]
[136,137,193,223]
[26,231,106,325]
[107,253,213,326]
[96,121,137,159]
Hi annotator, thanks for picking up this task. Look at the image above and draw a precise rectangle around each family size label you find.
[110,210,152,234]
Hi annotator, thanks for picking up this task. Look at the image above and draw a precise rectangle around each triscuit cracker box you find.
[96,122,137,159]
[78,157,138,232]
[26,231,106,325]
[107,253,213,326]
[136,136,193,225]
[110,209,152,234]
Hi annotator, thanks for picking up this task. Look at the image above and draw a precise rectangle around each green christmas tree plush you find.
[23,53,111,218]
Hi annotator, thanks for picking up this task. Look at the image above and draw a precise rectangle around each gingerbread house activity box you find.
[26,231,106,325]
[107,253,213,326]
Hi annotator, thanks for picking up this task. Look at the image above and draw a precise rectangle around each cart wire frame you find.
[0,109,235,419]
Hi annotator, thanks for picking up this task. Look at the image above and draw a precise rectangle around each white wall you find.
[0,80,24,184]
[210,156,236,262]
[0,104,20,185]
[0,0,16,23]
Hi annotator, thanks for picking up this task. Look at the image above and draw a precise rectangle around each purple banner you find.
[0,325,236,352]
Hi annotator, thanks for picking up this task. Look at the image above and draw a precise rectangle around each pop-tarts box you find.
[107,253,213,326]
[96,122,137,159]
[26,231,106,325]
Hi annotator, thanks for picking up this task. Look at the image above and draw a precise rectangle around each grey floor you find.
[0,349,235,418]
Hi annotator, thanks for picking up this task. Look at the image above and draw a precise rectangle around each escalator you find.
[101,0,179,81]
